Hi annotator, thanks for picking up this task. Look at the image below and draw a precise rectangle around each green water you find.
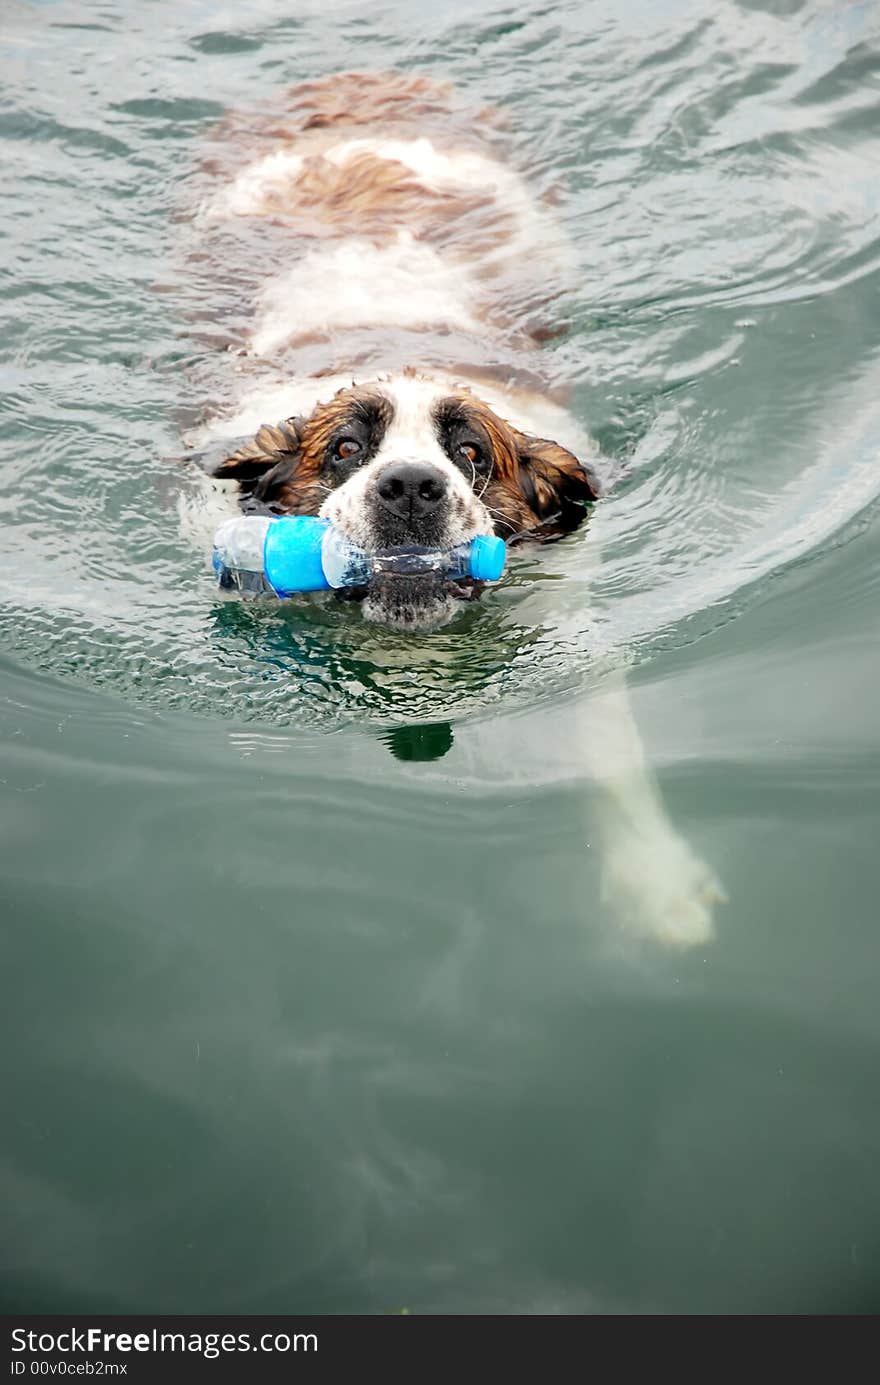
[2,0,880,1314]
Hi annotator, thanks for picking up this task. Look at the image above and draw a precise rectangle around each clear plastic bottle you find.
[212,515,506,597]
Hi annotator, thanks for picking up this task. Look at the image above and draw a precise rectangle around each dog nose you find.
[376,461,447,520]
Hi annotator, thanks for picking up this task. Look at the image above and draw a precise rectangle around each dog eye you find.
[456,441,488,472]
[334,438,362,461]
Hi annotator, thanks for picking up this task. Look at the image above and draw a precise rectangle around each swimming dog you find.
[185,72,723,945]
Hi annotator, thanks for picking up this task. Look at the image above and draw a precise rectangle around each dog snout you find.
[376,461,447,521]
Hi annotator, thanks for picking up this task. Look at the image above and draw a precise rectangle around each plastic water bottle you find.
[212,515,506,597]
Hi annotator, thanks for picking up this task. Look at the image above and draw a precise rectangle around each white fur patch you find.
[250,232,481,354]
[318,375,495,549]
[177,471,240,559]
[215,148,306,216]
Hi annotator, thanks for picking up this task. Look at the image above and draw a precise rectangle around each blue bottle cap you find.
[263,516,331,594]
[468,534,506,582]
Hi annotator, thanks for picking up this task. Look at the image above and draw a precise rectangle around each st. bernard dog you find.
[185,71,723,945]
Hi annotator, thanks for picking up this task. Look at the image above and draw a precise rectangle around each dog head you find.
[209,372,601,628]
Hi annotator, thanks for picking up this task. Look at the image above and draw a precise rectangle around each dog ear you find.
[208,418,303,480]
[196,418,305,509]
[513,432,602,539]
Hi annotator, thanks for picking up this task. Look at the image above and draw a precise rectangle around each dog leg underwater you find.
[581,662,725,949]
